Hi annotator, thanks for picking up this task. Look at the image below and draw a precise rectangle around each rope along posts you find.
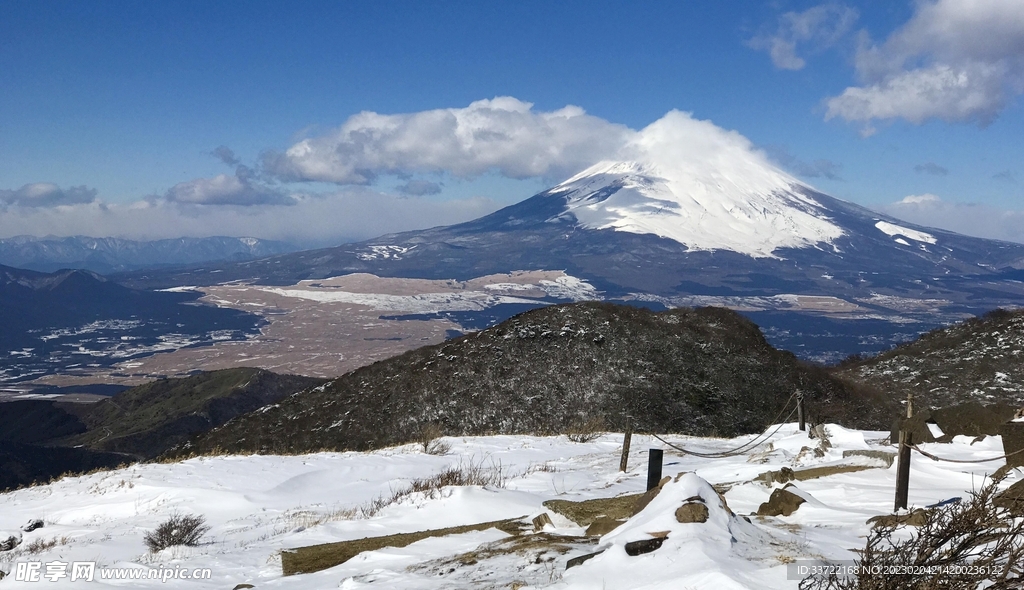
[909,444,1024,464]
[651,400,800,459]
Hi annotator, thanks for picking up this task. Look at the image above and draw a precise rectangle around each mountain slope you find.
[173,303,891,457]
[62,367,325,459]
[0,235,296,274]
[0,368,324,490]
[0,264,262,382]
[834,308,1024,410]
[115,136,1024,365]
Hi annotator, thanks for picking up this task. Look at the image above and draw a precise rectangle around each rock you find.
[842,450,896,468]
[756,486,806,517]
[624,537,666,556]
[867,509,929,528]
[21,519,44,533]
[531,513,553,532]
[0,531,22,552]
[756,466,795,486]
[232,585,255,590]
[1000,421,1024,469]
[584,516,624,537]
[565,550,605,570]
[632,476,671,515]
[891,403,1017,444]
[543,495,642,527]
[994,479,1024,516]
[674,501,709,524]
[715,490,735,516]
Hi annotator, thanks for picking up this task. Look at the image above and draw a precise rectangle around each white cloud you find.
[0,190,500,246]
[0,183,97,208]
[914,162,948,176]
[162,168,293,206]
[397,179,443,196]
[993,169,1016,183]
[826,0,1024,128]
[0,104,834,244]
[749,2,858,70]
[212,145,240,167]
[882,193,1024,244]
[263,97,631,184]
[897,193,942,205]
[763,144,843,180]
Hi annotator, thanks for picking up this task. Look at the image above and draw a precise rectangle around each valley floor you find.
[0,426,1017,589]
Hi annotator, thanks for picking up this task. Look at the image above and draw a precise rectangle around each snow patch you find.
[875,221,937,244]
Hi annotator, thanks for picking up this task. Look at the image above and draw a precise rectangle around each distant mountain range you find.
[121,152,1024,362]
[0,264,261,382]
[0,235,296,274]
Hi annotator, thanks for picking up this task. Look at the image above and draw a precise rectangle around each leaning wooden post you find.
[894,429,912,511]
[646,449,663,491]
[619,419,633,472]
[797,390,806,432]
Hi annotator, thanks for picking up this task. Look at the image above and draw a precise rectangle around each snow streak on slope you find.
[874,221,937,244]
[548,112,844,258]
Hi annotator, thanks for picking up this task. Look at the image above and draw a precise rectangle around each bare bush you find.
[799,476,1024,590]
[143,513,210,553]
[418,423,452,455]
[565,416,605,443]
[24,537,67,554]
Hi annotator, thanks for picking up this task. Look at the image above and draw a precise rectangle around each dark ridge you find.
[0,368,324,490]
[172,302,893,457]
[833,308,1024,410]
[0,442,130,492]
[60,367,325,459]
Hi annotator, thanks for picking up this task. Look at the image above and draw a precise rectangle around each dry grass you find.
[23,536,70,555]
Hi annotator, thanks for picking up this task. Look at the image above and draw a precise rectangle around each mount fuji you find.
[125,113,1024,362]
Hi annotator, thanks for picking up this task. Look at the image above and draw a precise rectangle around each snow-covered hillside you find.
[1,426,1018,589]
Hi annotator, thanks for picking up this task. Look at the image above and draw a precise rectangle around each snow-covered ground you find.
[0,425,1018,589]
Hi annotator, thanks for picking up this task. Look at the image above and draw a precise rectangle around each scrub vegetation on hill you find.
[174,302,892,457]
[835,308,1024,411]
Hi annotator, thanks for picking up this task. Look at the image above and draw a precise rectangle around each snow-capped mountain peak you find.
[547,112,845,258]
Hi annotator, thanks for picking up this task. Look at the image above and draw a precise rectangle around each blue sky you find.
[1,0,1022,245]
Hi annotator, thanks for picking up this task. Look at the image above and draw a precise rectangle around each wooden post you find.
[619,420,633,472]
[797,390,806,432]
[646,449,663,491]
[894,429,912,511]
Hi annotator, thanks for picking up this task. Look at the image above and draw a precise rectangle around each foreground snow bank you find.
[0,426,1018,589]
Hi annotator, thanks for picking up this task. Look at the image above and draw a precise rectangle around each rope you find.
[909,443,1024,464]
[652,402,800,459]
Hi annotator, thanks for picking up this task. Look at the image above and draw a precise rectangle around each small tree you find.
[144,513,209,553]
[800,476,1024,590]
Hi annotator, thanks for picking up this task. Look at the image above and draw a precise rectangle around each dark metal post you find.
[646,449,663,491]
[797,390,806,432]
[619,420,633,472]
[894,429,912,511]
